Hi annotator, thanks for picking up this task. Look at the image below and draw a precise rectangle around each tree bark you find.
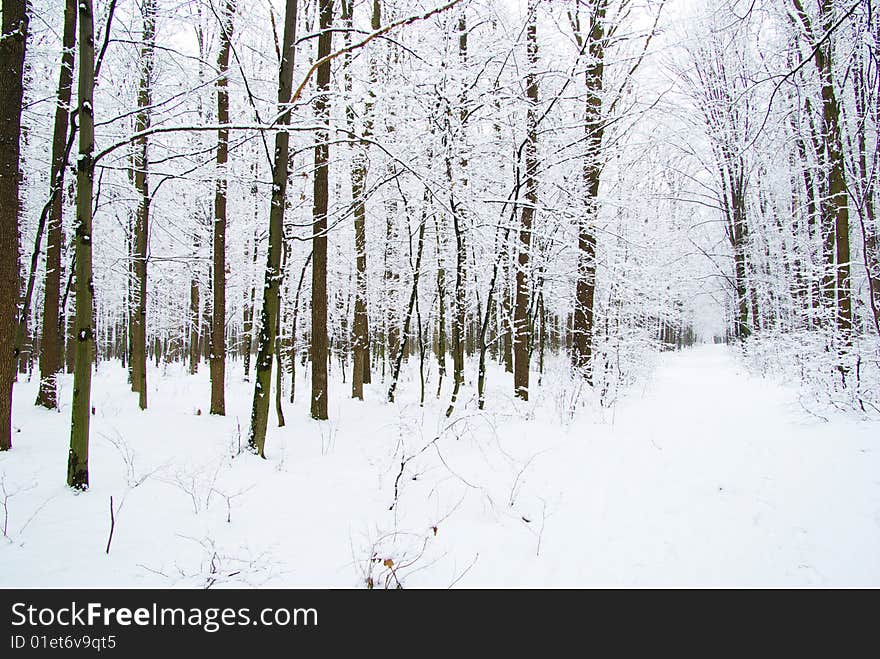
[434,212,447,397]
[67,0,95,488]
[849,22,880,335]
[248,0,298,457]
[501,250,513,373]
[384,173,400,374]
[0,0,28,450]
[731,180,751,341]
[513,3,538,401]
[791,0,852,340]
[188,232,200,375]
[243,221,258,378]
[310,0,333,421]
[344,0,379,400]
[289,251,312,403]
[275,238,287,427]
[388,191,428,403]
[571,0,607,378]
[130,0,156,411]
[210,0,235,416]
[36,0,77,410]
[445,195,465,416]
[816,1,851,339]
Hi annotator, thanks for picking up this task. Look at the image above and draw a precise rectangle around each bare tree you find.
[569,0,611,379]
[513,0,538,401]
[210,0,236,416]
[0,0,29,450]
[130,0,157,410]
[343,0,379,400]
[36,0,77,410]
[682,32,754,341]
[310,0,334,421]
[248,0,299,456]
[67,0,96,488]
[790,0,852,341]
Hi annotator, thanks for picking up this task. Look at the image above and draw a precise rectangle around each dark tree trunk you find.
[130,0,156,411]
[243,224,258,379]
[434,213,447,397]
[0,0,28,449]
[501,252,513,373]
[210,0,235,416]
[388,192,428,403]
[289,251,311,403]
[67,0,95,488]
[571,0,607,379]
[248,0,298,457]
[513,2,538,401]
[816,3,851,339]
[310,0,333,421]
[791,0,852,341]
[188,233,200,375]
[36,0,76,410]
[344,0,379,400]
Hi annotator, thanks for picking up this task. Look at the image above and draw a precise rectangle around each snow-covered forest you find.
[0,0,878,587]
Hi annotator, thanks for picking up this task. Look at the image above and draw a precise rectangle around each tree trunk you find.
[0,0,28,449]
[130,0,156,411]
[67,0,95,488]
[513,3,538,401]
[571,0,607,379]
[36,0,76,410]
[243,222,258,378]
[289,251,312,403]
[816,2,851,339]
[444,13,469,416]
[501,251,513,373]
[210,0,235,416]
[731,184,751,341]
[310,0,333,421]
[791,0,852,341]
[434,213,447,397]
[803,102,836,320]
[478,223,513,409]
[850,38,880,335]
[248,0,298,457]
[384,175,400,375]
[275,233,288,427]
[793,122,820,327]
[445,195,466,416]
[188,232,200,375]
[344,0,379,400]
[388,192,428,403]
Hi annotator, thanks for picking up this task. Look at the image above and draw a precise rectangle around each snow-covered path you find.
[1,345,878,587]
[498,345,880,586]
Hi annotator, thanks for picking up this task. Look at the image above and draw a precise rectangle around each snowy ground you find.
[1,345,878,587]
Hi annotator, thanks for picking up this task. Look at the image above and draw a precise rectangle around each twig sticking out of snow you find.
[105,495,115,554]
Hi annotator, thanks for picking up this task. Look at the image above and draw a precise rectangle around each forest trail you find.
[617,344,800,447]
[1,345,878,587]
[476,345,880,587]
